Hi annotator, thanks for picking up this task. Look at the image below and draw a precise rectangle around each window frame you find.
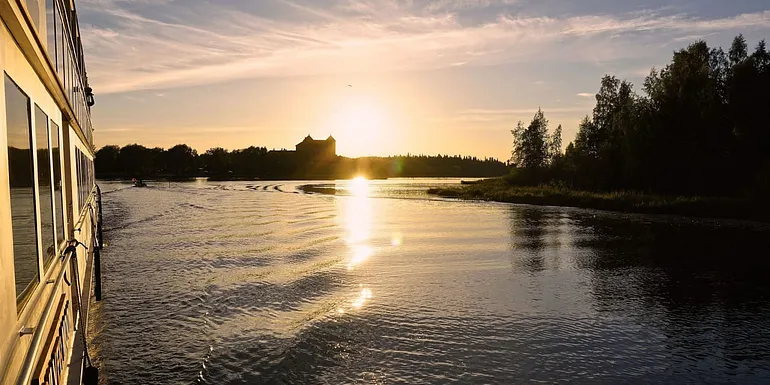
[23,0,42,32]
[4,73,42,311]
[4,73,70,316]
[34,104,57,268]
[50,120,66,250]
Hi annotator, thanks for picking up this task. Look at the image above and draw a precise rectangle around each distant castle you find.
[267,135,337,163]
[296,135,336,160]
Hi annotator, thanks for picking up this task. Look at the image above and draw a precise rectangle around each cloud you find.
[457,107,591,115]
[77,0,770,94]
[423,0,518,12]
[436,106,590,123]
[99,128,135,133]
[576,93,594,98]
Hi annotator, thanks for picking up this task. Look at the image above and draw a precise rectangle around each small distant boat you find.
[132,178,147,187]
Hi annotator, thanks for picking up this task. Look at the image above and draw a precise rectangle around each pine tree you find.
[520,109,549,169]
[510,120,525,167]
[729,34,748,65]
[549,124,562,163]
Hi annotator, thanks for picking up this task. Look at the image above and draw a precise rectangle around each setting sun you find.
[346,103,383,137]
[328,93,392,156]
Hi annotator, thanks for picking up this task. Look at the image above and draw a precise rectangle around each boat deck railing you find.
[7,185,103,385]
[15,245,76,385]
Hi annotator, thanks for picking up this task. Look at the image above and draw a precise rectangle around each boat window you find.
[35,105,56,266]
[63,47,70,105]
[46,0,56,70]
[51,121,65,246]
[75,148,95,211]
[75,148,80,210]
[4,74,40,309]
[76,148,94,210]
[24,0,41,31]
[67,49,72,104]
[44,0,94,148]
[69,50,75,109]
[74,147,92,212]
[82,151,86,204]
[57,9,65,79]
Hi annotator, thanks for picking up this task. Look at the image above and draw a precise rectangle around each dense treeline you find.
[511,34,770,198]
[350,154,508,178]
[96,144,203,179]
[95,144,508,180]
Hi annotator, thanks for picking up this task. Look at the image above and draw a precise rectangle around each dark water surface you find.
[91,179,770,384]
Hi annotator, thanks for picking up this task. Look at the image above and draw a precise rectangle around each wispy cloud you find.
[423,0,518,12]
[435,106,591,124]
[576,93,594,98]
[458,107,589,115]
[78,0,770,94]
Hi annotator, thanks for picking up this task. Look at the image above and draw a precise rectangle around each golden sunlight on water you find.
[391,231,403,247]
[344,177,372,247]
[94,180,770,384]
[336,286,373,314]
[350,176,369,197]
[347,245,373,270]
[341,177,375,312]
[352,287,374,309]
[338,179,376,314]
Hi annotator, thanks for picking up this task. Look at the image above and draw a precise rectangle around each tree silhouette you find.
[94,144,509,180]
[511,109,550,170]
[507,34,770,198]
[166,144,198,177]
[201,147,230,177]
[549,124,562,164]
[95,145,120,177]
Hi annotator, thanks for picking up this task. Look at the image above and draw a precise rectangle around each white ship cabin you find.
[0,0,102,384]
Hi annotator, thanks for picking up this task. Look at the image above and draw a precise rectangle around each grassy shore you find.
[427,178,769,221]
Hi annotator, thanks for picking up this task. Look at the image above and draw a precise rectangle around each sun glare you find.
[343,103,383,149]
[328,94,391,155]
[351,176,369,197]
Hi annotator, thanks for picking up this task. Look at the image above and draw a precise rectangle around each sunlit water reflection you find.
[91,179,770,384]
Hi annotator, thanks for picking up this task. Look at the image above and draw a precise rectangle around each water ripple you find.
[91,180,770,385]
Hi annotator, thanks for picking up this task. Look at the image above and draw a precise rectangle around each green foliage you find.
[511,109,550,169]
[510,120,525,167]
[729,34,748,65]
[549,124,562,164]
[428,179,770,222]
[508,34,770,199]
[511,108,563,175]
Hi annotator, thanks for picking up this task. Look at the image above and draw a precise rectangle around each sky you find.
[78,0,770,159]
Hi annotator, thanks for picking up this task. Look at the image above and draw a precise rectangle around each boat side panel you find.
[0,12,85,384]
[0,12,17,373]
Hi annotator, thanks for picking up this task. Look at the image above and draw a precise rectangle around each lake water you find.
[91,179,770,384]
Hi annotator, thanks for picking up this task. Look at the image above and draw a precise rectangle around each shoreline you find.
[95,175,495,182]
[427,178,770,222]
